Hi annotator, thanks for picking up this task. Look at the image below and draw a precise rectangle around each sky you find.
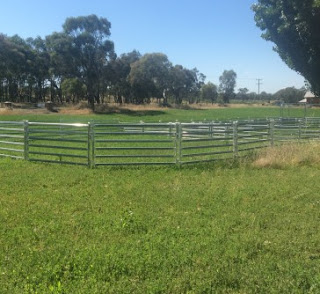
[0,0,306,94]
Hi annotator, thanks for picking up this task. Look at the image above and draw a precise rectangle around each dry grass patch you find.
[0,108,51,115]
[253,141,320,168]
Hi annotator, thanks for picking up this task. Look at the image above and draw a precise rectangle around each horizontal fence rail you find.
[0,121,25,159]
[0,117,320,167]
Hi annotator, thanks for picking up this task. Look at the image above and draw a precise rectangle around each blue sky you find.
[1,0,305,93]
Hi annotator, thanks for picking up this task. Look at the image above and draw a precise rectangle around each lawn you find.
[0,107,320,293]
[1,105,320,123]
[1,155,320,293]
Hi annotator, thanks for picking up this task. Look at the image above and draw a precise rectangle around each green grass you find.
[1,156,320,293]
[1,108,320,293]
[2,106,320,123]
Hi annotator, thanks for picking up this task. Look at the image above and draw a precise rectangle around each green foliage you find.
[200,82,218,103]
[105,50,141,104]
[128,53,171,103]
[61,78,87,103]
[273,86,306,103]
[253,0,320,96]
[167,66,204,105]
[61,15,115,109]
[0,15,207,106]
[219,70,237,103]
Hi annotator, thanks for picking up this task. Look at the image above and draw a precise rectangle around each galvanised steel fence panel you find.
[303,117,320,140]
[274,118,305,142]
[27,122,89,166]
[93,123,177,166]
[180,122,234,164]
[0,121,25,159]
[1,118,320,167]
[237,119,270,153]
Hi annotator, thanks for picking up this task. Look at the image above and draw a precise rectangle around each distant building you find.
[300,91,320,104]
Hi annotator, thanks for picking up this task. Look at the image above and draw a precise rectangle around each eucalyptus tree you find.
[0,34,32,101]
[236,88,249,101]
[219,70,237,103]
[61,78,87,103]
[105,50,141,104]
[253,0,320,95]
[200,82,218,104]
[0,34,9,100]
[167,66,199,104]
[45,32,78,102]
[128,53,172,104]
[46,15,115,108]
[189,68,206,104]
[26,37,50,101]
[273,87,306,103]
[63,15,115,108]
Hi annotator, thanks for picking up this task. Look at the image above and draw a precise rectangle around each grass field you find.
[1,104,320,123]
[1,107,320,293]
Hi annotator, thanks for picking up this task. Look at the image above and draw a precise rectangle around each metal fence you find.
[1,117,320,167]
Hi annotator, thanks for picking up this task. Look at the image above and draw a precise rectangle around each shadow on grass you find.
[94,105,166,117]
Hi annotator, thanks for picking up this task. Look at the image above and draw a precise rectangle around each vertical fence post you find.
[233,121,238,158]
[209,122,213,138]
[23,120,29,161]
[175,122,182,167]
[88,122,95,168]
[269,119,275,146]
[224,124,228,139]
[169,123,172,138]
[298,119,302,140]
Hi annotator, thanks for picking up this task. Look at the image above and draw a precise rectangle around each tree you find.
[259,91,273,102]
[61,78,86,103]
[273,87,306,103]
[252,0,320,96]
[0,34,33,102]
[26,37,50,101]
[236,88,249,100]
[105,50,141,104]
[128,53,172,104]
[200,82,218,103]
[46,32,78,102]
[219,70,237,103]
[166,66,203,105]
[61,15,115,109]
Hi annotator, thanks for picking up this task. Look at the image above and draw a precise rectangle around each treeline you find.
[0,14,305,109]
[235,87,306,103]
[0,15,222,109]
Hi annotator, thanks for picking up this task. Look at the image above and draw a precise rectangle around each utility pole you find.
[256,78,263,95]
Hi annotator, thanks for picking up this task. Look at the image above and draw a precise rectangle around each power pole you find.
[256,78,263,95]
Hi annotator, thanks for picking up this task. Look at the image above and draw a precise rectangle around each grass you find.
[253,141,320,168]
[1,144,320,293]
[1,105,320,123]
[1,107,320,293]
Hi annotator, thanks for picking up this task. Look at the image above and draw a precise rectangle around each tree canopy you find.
[219,70,237,103]
[0,14,216,107]
[273,86,306,103]
[253,0,320,96]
